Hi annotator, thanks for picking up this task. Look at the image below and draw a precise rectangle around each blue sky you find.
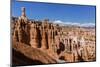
[11,0,96,24]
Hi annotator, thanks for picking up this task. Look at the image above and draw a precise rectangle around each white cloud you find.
[53,20,95,27]
[53,20,64,24]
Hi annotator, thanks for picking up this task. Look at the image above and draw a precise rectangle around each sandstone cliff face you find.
[12,40,57,66]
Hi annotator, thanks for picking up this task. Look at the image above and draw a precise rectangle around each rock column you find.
[30,23,39,48]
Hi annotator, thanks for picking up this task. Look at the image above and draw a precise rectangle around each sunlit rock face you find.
[12,7,96,65]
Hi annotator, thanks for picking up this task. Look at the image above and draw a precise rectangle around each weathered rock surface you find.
[12,40,57,66]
